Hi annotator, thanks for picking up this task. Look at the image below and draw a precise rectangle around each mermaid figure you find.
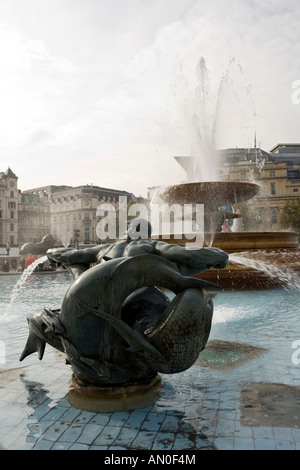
[20,219,228,387]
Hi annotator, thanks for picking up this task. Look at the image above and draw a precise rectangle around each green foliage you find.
[280,197,300,231]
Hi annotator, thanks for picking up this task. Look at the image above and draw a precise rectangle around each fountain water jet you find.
[159,179,300,289]
[157,58,300,289]
[4,256,48,320]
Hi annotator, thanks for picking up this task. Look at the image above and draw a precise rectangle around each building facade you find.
[0,168,19,247]
[22,184,139,245]
[174,143,300,232]
[221,144,300,230]
[18,191,50,245]
[2,144,300,249]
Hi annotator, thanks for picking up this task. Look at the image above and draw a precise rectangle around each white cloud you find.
[0,26,78,146]
[0,0,299,195]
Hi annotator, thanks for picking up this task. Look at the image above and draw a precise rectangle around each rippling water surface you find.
[0,271,299,389]
[0,272,72,365]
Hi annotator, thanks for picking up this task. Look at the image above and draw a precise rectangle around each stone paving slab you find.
[0,346,299,451]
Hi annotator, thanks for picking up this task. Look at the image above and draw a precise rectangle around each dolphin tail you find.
[20,327,46,361]
[20,310,65,362]
[144,288,213,373]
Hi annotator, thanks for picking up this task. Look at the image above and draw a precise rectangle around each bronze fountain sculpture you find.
[20,218,228,410]
[20,233,56,255]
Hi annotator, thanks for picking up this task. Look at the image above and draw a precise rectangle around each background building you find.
[0,168,19,247]
[18,191,50,245]
[221,144,300,230]
[2,144,300,250]
[22,184,139,246]
[175,143,300,232]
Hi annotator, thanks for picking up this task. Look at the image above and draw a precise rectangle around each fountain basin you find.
[159,180,299,289]
[1,272,299,450]
[162,181,260,208]
[152,231,300,290]
[153,231,298,250]
[209,231,299,250]
[199,244,300,290]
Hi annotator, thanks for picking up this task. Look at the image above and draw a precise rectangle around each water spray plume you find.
[4,256,48,319]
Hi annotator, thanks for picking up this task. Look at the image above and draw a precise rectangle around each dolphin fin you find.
[42,308,65,334]
[71,294,167,363]
[191,278,221,289]
[20,330,46,361]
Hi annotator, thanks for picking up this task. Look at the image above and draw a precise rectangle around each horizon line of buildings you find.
[0,170,141,247]
[1,142,300,247]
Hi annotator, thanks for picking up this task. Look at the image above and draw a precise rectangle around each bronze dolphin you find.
[20,254,216,385]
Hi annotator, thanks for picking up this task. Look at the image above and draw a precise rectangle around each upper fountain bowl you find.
[162,181,260,208]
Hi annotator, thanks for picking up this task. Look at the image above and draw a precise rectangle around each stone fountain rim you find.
[162,181,260,205]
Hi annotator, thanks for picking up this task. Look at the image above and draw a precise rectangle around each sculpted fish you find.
[20,254,217,385]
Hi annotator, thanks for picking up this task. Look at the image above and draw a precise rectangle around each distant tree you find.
[280,197,300,231]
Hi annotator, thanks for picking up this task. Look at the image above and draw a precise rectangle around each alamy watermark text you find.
[96,196,204,244]
[291,80,300,104]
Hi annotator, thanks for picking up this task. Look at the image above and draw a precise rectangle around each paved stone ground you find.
[0,343,299,451]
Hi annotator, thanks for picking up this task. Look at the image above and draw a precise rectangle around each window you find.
[10,224,14,231]
[269,171,275,177]
[270,183,276,195]
[241,172,246,180]
[0,211,2,218]
[271,208,277,224]
[10,191,14,198]
[293,188,299,192]
[10,211,14,219]
[288,170,300,180]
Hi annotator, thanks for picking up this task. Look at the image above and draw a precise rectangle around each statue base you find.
[68,374,162,412]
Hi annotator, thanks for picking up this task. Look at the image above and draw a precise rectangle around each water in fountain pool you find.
[0,267,298,389]
[0,269,72,366]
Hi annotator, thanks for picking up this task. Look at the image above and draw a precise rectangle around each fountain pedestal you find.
[68,374,162,412]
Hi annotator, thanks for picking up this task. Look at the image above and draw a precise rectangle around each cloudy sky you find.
[0,0,299,196]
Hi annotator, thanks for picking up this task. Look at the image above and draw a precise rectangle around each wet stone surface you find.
[241,382,300,428]
[196,340,268,371]
[0,351,299,450]
[1,276,299,451]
